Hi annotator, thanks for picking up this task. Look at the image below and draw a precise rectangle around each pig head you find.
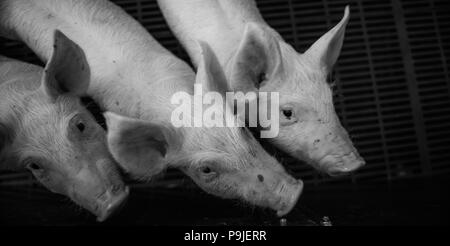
[105,42,303,216]
[225,6,365,176]
[0,30,128,221]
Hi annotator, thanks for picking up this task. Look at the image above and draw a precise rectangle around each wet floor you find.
[1,177,449,226]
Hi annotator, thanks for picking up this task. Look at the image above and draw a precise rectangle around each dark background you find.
[1,0,449,225]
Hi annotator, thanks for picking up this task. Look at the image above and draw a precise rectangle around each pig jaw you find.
[181,162,303,217]
[276,180,303,216]
[69,186,129,222]
[94,187,129,222]
[244,177,303,217]
[316,151,364,177]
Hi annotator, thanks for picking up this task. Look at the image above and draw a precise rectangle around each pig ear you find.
[228,22,283,92]
[303,6,350,73]
[195,41,229,96]
[41,30,90,102]
[104,112,177,180]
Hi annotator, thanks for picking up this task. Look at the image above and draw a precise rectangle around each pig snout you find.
[70,183,129,222]
[70,159,129,222]
[321,151,365,177]
[246,173,303,216]
[308,125,366,176]
[95,186,130,222]
[273,179,303,217]
[93,159,130,221]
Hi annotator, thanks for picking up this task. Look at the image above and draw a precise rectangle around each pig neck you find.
[158,0,281,68]
[0,0,195,122]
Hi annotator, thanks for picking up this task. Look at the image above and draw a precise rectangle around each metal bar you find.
[391,0,431,174]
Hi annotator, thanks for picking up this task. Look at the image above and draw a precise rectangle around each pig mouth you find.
[245,179,303,217]
[315,152,365,176]
[274,180,303,217]
[70,185,130,222]
[95,186,130,222]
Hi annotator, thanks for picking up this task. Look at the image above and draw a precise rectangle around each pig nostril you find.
[257,174,264,182]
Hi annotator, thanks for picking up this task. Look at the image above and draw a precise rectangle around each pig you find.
[0,0,303,216]
[0,32,129,222]
[157,0,366,176]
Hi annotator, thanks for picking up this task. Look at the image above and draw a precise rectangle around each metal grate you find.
[1,0,449,187]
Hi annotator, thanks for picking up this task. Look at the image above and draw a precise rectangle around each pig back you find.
[0,56,42,88]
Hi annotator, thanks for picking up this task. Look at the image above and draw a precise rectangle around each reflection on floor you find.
[1,177,449,225]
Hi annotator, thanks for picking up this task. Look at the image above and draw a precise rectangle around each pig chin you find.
[243,179,303,217]
[305,148,365,177]
[317,151,365,176]
[68,185,130,222]
[190,177,303,216]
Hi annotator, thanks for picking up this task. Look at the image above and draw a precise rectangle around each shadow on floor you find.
[1,176,449,226]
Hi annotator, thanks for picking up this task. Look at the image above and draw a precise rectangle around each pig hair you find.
[15,95,79,165]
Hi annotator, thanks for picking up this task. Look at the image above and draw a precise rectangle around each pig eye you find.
[76,122,86,133]
[198,165,218,182]
[201,166,212,174]
[257,73,267,85]
[70,114,94,137]
[25,160,44,172]
[24,159,49,181]
[282,109,293,119]
[280,105,298,126]
[28,162,41,170]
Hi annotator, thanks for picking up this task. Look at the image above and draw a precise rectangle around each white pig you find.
[0,32,129,222]
[158,0,365,176]
[0,0,302,216]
